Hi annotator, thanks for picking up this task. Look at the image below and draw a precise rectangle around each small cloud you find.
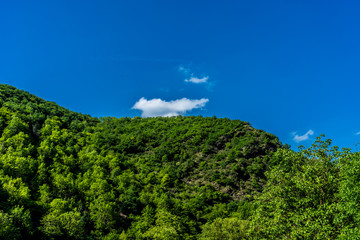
[293,129,314,143]
[178,66,191,75]
[132,97,209,117]
[185,76,209,84]
[179,65,210,85]
[356,131,360,135]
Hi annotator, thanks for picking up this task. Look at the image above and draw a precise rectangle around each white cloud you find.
[179,65,209,84]
[185,76,209,84]
[356,131,360,135]
[293,129,314,143]
[132,97,209,117]
[178,66,191,75]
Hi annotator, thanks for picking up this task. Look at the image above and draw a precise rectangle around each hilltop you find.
[3,84,359,239]
[0,84,283,239]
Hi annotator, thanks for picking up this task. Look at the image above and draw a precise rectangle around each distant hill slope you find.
[0,84,282,239]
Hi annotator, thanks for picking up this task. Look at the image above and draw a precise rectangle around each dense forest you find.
[0,84,360,239]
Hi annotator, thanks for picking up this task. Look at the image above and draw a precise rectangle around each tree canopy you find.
[0,84,360,239]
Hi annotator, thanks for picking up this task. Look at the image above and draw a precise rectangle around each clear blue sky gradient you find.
[1,0,360,149]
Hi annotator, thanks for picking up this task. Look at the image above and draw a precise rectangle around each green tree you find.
[143,210,184,240]
[0,207,32,240]
[250,137,341,239]
[200,217,249,240]
[336,151,360,239]
[41,199,85,239]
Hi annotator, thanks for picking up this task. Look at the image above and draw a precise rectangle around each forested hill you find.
[3,84,360,239]
[0,84,283,239]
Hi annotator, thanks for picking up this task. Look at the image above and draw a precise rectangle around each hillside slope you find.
[0,84,282,239]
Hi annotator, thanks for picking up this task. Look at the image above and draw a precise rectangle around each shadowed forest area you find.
[0,84,360,239]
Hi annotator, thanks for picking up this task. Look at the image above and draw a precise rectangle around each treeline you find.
[0,84,360,239]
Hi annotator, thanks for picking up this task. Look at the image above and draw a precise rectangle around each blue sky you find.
[1,0,360,149]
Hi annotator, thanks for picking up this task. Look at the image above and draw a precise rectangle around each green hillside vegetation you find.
[0,84,360,239]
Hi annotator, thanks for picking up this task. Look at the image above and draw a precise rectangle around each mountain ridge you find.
[0,84,282,239]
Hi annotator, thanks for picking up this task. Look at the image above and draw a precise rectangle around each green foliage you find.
[249,137,342,239]
[8,84,360,239]
[200,217,249,240]
[142,210,184,239]
[0,206,32,240]
[336,151,360,239]
[41,199,85,239]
